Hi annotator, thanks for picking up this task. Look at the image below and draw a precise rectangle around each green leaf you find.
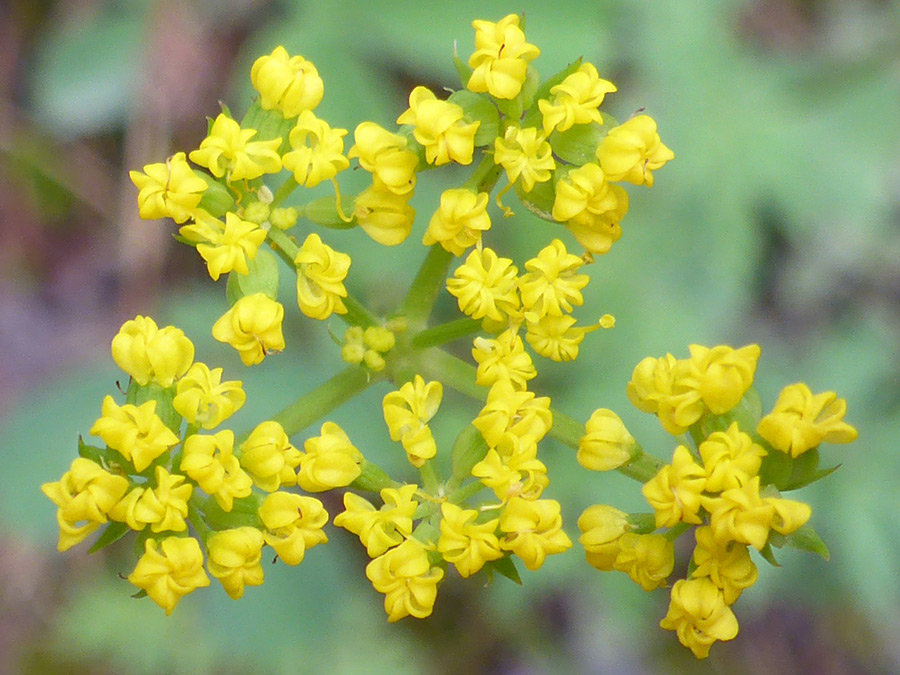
[781,524,831,561]
[758,445,793,490]
[549,122,608,166]
[626,512,657,534]
[241,99,294,149]
[128,382,182,435]
[77,436,111,464]
[453,48,473,88]
[350,459,395,492]
[449,424,489,485]
[757,541,781,567]
[485,555,522,585]
[88,521,131,553]
[448,90,499,146]
[225,248,280,306]
[196,174,235,218]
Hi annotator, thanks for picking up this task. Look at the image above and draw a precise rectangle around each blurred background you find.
[2,0,899,672]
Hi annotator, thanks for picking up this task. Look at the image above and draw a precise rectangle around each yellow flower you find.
[41,458,129,551]
[473,379,552,451]
[691,526,758,605]
[699,422,767,492]
[642,445,707,528]
[258,492,329,565]
[577,504,630,571]
[348,122,418,195]
[422,188,491,256]
[524,314,589,362]
[596,114,674,187]
[294,233,350,320]
[578,408,637,471]
[111,315,194,387]
[297,422,363,491]
[89,396,180,472]
[207,527,265,599]
[659,578,739,659]
[467,14,539,99]
[250,46,324,118]
[365,538,444,621]
[180,430,253,511]
[471,447,548,501]
[396,86,479,166]
[472,330,536,390]
[188,114,282,182]
[283,111,349,188]
[613,533,674,591]
[129,152,208,223]
[499,497,572,571]
[110,466,191,533]
[680,344,760,416]
[757,382,858,458]
[334,485,418,557]
[173,362,246,429]
[446,248,520,323]
[239,420,301,492]
[128,536,210,615]
[552,163,627,255]
[211,293,285,366]
[438,502,503,577]
[538,62,617,135]
[493,126,554,192]
[382,376,442,468]
[353,177,416,246]
[518,238,589,317]
[196,212,267,281]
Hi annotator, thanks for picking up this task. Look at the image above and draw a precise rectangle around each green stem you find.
[271,176,298,208]
[463,151,504,194]
[419,460,441,494]
[266,225,300,263]
[342,295,380,328]
[448,479,487,504]
[412,318,481,349]
[399,244,453,324]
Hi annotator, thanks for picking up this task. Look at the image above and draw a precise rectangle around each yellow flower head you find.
[701,476,779,550]
[239,420,302,492]
[699,422,767,492]
[519,238,589,318]
[111,315,194,387]
[597,114,674,187]
[578,408,637,472]
[258,492,329,565]
[180,429,253,511]
[189,114,282,182]
[493,126,554,193]
[577,504,630,571]
[757,382,858,458]
[172,362,246,430]
[438,502,503,578]
[196,212,267,281]
[471,446,548,501]
[207,526,265,599]
[396,86,479,166]
[539,62,617,135]
[422,188,492,257]
[297,422,363,492]
[354,177,417,246]
[642,445,707,528]
[294,233,350,320]
[659,578,739,659]
[211,293,286,366]
[333,485,418,558]
[382,376,443,468]
[250,46,324,118]
[109,465,192,534]
[680,344,760,416]
[446,248,520,324]
[499,497,572,571]
[613,532,675,591]
[283,111,349,188]
[89,396,180,472]
[128,536,210,615]
[41,457,130,551]
[691,526,758,605]
[473,379,552,451]
[552,163,627,255]
[524,314,589,362]
[472,330,537,391]
[348,122,418,195]
[467,14,540,100]
[365,538,444,622]
[129,152,208,223]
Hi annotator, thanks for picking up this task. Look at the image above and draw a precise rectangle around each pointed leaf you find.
[486,555,522,585]
[783,524,830,561]
[88,521,131,553]
[757,541,781,567]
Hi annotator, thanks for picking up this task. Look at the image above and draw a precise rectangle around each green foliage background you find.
[2,0,899,672]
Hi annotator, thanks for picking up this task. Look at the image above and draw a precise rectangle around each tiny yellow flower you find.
[577,504,630,571]
[471,447,548,501]
[109,466,192,533]
[578,408,637,471]
[467,14,540,99]
[691,526,758,605]
[493,126,555,192]
[353,177,417,246]
[422,188,491,257]
[258,492,329,565]
[612,532,674,591]
[294,233,350,320]
[382,376,442,468]
[659,578,739,659]
[699,422,767,492]
[597,114,674,187]
[499,497,572,571]
[283,111,349,188]
[680,344,760,416]
[524,314,588,362]
[334,485,418,558]
[642,445,707,528]
[472,330,537,390]
[239,420,302,492]
[250,46,324,117]
[173,362,246,429]
[539,62,617,135]
[111,315,194,387]
[41,458,130,551]
[297,422,363,491]
[446,248,520,323]
[129,152,208,223]
[757,382,858,458]
[552,163,627,255]
[438,502,503,577]
[519,238,589,317]
[348,122,418,195]
[207,527,265,599]
[128,536,210,615]
[701,476,779,550]
[180,430,253,511]
[211,293,286,366]
[473,379,552,450]
[189,114,282,182]
[196,212,267,281]
[396,86,479,166]
[89,396,180,472]
[365,538,444,622]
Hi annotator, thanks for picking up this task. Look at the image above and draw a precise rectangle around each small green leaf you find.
[486,555,522,585]
[626,512,657,534]
[448,90,499,146]
[450,424,489,484]
[758,541,781,567]
[758,445,793,490]
[549,122,608,166]
[77,436,111,464]
[350,459,395,492]
[88,521,131,553]
[241,99,293,149]
[128,382,182,435]
[196,174,235,218]
[453,48,473,88]
[782,524,831,561]
[225,248,280,305]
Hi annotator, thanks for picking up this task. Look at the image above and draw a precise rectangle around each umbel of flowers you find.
[41,14,857,660]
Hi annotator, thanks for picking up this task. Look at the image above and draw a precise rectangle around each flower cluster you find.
[577,344,857,658]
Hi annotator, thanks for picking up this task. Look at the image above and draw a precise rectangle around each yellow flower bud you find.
[365,538,444,621]
[297,422,363,491]
[294,233,350,320]
[597,114,674,187]
[446,248,520,324]
[180,430,252,512]
[422,188,491,257]
[128,536,210,615]
[578,409,636,471]
[613,533,674,591]
[196,212,267,281]
[109,466,191,533]
[396,86,479,166]
[698,422,767,492]
[467,14,540,100]
[538,63,616,135]
[89,396,180,472]
[283,111,349,188]
[207,527,265,599]
[642,445,706,528]
[498,497,572,571]
[382,376,442,468]
[111,315,194,387]
[239,420,301,492]
[258,492,329,565]
[493,126,554,192]
[472,330,536,390]
[348,122,418,195]
[438,502,503,578]
[353,178,417,246]
[250,46,324,118]
[173,362,245,429]
[129,152,207,223]
[691,526,758,605]
[577,504,630,571]
[659,578,738,659]
[211,293,285,366]
[333,485,418,558]
[188,113,282,182]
